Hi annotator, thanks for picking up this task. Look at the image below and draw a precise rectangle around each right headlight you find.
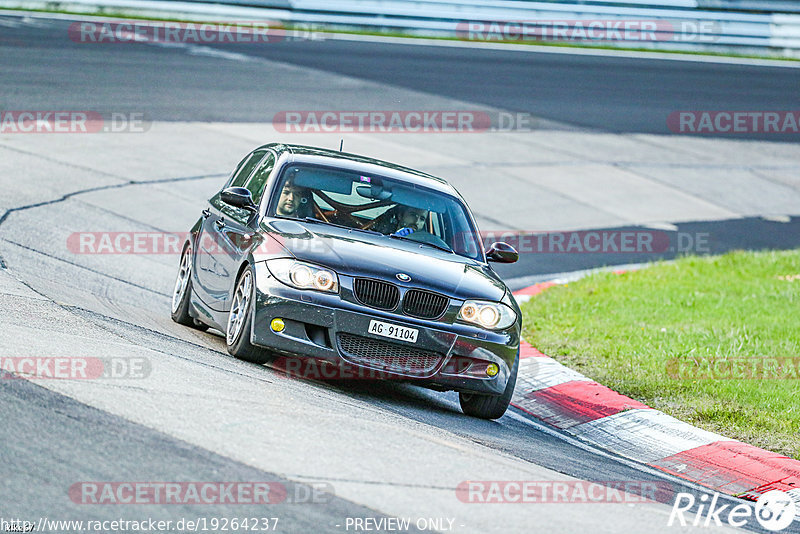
[457,300,516,330]
[266,258,339,293]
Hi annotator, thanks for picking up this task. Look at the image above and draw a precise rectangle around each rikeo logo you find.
[668,490,797,531]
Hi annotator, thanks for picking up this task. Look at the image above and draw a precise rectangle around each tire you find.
[459,350,519,420]
[171,242,208,331]
[226,266,272,364]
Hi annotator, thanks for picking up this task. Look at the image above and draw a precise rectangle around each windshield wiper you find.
[389,234,454,254]
[302,217,381,235]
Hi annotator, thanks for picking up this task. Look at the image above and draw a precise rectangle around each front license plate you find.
[367,320,418,343]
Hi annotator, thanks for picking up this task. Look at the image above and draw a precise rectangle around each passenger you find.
[392,206,428,236]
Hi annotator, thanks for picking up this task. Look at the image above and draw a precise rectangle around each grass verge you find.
[520,250,800,459]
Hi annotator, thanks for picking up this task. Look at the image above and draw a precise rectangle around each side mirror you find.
[485,242,519,263]
[220,187,257,212]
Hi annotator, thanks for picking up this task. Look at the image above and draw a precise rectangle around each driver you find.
[275,178,307,218]
[392,206,428,236]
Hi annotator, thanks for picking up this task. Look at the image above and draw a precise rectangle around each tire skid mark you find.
[0,165,225,269]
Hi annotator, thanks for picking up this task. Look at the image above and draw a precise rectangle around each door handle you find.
[215,218,226,230]
[202,208,211,218]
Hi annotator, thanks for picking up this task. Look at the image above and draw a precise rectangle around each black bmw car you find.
[171,143,522,419]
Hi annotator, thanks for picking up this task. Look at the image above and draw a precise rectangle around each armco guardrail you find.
[161,0,800,53]
[3,0,800,54]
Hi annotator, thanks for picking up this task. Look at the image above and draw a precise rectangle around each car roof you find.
[256,143,461,197]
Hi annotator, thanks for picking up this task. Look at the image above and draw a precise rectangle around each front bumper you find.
[251,263,519,395]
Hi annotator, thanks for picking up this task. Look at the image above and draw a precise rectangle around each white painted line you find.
[761,214,792,223]
[20,15,52,27]
[569,409,734,464]
[507,261,653,292]
[641,222,680,231]
[186,46,254,62]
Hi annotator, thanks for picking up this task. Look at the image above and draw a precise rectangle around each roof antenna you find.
[339,138,344,152]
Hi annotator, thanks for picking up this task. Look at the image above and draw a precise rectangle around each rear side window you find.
[245,153,275,205]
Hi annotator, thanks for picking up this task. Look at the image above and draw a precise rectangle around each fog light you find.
[270,318,285,332]
[486,363,499,377]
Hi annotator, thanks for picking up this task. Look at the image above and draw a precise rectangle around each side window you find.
[430,211,442,239]
[230,150,267,188]
[245,153,275,205]
[216,150,268,222]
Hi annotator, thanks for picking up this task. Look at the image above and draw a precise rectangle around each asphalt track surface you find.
[1,15,799,139]
[205,38,800,141]
[1,12,798,534]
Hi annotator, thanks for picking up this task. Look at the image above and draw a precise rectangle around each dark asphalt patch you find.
[494,215,800,286]
[0,377,415,532]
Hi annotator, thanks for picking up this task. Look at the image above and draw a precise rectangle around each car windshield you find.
[269,163,484,261]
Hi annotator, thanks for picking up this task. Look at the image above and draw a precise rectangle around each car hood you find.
[259,219,506,302]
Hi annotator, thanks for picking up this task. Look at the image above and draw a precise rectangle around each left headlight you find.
[266,258,339,293]
[458,300,516,330]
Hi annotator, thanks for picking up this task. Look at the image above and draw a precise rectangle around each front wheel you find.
[226,267,272,364]
[459,351,519,420]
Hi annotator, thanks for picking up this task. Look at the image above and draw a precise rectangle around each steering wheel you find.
[312,191,394,230]
[361,207,399,232]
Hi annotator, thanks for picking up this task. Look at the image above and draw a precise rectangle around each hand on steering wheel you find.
[392,227,415,237]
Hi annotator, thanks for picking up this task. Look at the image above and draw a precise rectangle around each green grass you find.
[521,250,800,459]
[3,6,799,62]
